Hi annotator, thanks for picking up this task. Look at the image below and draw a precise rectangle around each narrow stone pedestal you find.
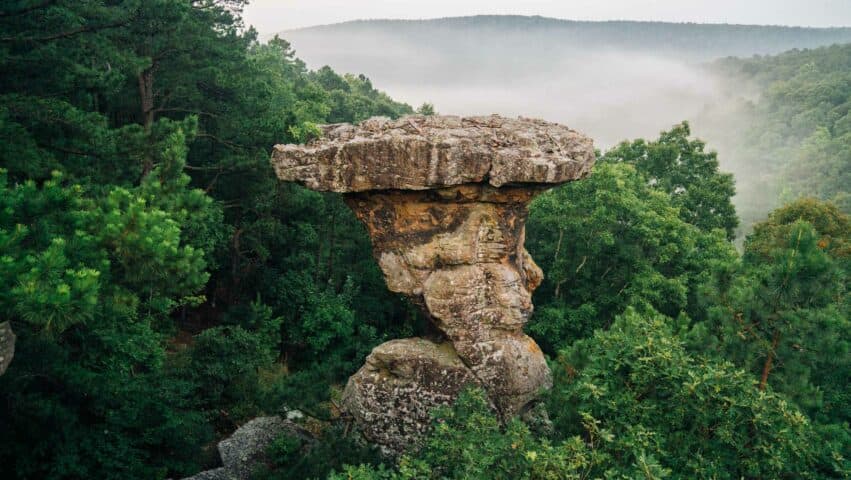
[272,114,595,453]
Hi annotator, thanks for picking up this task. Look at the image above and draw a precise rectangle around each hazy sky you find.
[243,0,851,34]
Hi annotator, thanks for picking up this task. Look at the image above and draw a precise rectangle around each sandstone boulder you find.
[345,185,553,418]
[217,416,292,479]
[180,415,313,480]
[180,468,230,480]
[272,115,594,192]
[341,338,480,452]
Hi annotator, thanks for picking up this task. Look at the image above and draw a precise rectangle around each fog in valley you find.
[347,51,724,149]
[281,17,851,230]
[284,30,723,148]
[281,18,851,143]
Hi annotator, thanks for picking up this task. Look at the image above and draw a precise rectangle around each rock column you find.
[272,115,594,453]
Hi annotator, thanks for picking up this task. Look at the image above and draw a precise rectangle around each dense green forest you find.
[701,44,851,232]
[0,2,848,479]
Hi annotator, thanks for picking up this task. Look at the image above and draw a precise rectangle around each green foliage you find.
[548,308,820,479]
[336,319,825,479]
[602,122,739,239]
[708,44,851,231]
[0,168,213,478]
[692,199,850,475]
[186,321,278,424]
[0,1,414,478]
[331,389,604,480]
[416,103,436,115]
[310,66,414,123]
[526,161,736,351]
[255,425,384,480]
[745,198,850,262]
[0,2,848,479]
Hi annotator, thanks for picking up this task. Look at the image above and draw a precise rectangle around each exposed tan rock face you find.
[272,115,594,192]
[0,321,14,376]
[272,115,595,453]
[344,185,552,419]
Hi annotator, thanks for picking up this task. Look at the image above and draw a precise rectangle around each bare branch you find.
[154,108,220,118]
[196,132,248,151]
[2,16,133,43]
[0,0,56,18]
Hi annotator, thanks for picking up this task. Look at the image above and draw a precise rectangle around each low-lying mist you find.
[370,51,725,149]
[280,18,851,232]
[283,28,734,148]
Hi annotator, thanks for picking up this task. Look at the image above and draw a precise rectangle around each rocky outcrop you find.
[0,321,14,376]
[342,338,480,451]
[343,185,554,421]
[180,468,229,480]
[272,115,595,453]
[181,415,313,480]
[273,115,593,192]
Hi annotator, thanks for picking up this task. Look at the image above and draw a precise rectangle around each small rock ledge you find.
[181,415,311,480]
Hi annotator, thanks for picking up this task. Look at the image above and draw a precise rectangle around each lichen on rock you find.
[180,415,313,480]
[272,115,594,193]
[272,114,595,454]
[341,338,480,453]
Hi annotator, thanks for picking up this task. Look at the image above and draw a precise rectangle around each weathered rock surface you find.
[0,321,15,376]
[344,185,553,418]
[180,468,230,480]
[272,114,595,453]
[218,417,291,479]
[180,416,312,480]
[272,115,594,192]
[341,338,480,452]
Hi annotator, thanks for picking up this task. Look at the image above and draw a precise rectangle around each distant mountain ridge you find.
[281,15,851,59]
[286,15,851,32]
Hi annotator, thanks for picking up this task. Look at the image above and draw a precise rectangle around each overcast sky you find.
[243,0,851,34]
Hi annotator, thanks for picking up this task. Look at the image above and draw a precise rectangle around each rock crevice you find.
[272,114,595,453]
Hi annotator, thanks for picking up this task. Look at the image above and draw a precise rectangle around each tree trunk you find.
[759,330,781,391]
[0,321,15,376]
[138,68,154,131]
[326,208,337,285]
[231,228,243,301]
[553,228,564,298]
[313,225,323,285]
[138,67,155,177]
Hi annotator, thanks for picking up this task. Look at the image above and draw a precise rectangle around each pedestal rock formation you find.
[272,115,595,453]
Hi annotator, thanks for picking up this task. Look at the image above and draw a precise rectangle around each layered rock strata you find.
[272,115,595,452]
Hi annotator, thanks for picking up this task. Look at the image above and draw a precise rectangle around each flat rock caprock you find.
[272,114,595,453]
[272,115,595,192]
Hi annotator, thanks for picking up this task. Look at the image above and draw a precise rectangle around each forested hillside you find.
[699,43,851,231]
[284,16,851,60]
[0,1,416,478]
[0,3,848,480]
